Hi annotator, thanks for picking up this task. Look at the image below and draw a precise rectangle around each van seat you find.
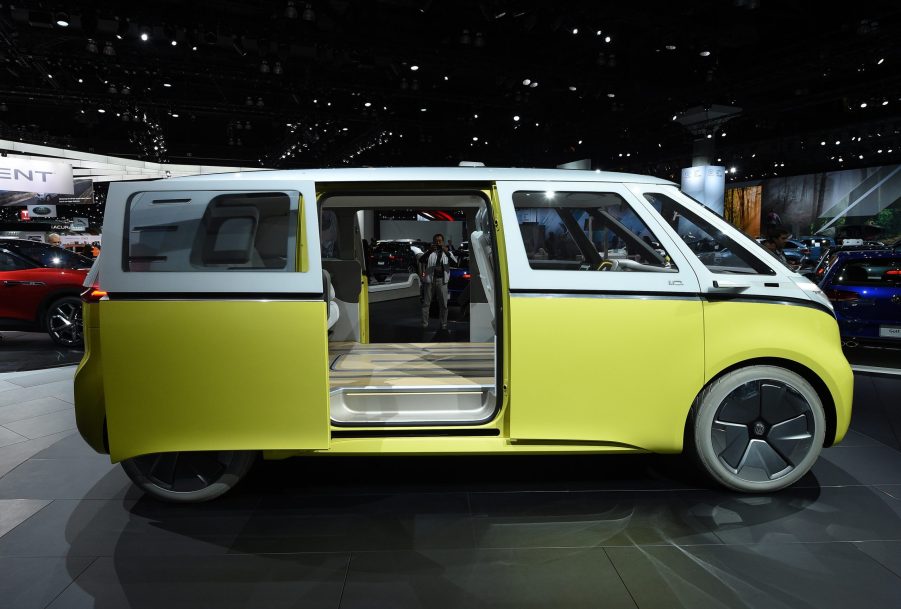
[470,229,495,326]
[323,269,340,330]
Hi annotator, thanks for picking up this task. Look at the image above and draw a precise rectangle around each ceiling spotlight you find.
[171,40,177,46]
[513,115,520,121]
[286,1,298,18]
[699,50,711,57]
[572,28,578,35]
[472,136,479,141]
[86,39,99,53]
[883,100,889,106]
[410,65,419,71]
[568,86,577,91]
[274,61,283,75]
[108,84,117,94]
[302,3,316,21]
[163,82,172,87]
[122,85,131,95]
[522,78,531,86]
[877,58,885,65]
[55,13,70,27]
[604,36,611,43]
[665,44,677,50]
[140,32,149,41]
[820,141,826,145]
[607,92,615,98]
[192,45,198,51]
[172,113,179,118]
[103,41,116,56]
[261,60,271,74]
[860,102,867,108]
[98,109,106,113]
[78,78,84,83]
[420,107,427,112]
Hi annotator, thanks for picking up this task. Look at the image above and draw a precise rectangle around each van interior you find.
[319,189,499,428]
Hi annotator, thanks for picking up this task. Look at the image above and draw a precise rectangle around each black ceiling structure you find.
[1,0,900,182]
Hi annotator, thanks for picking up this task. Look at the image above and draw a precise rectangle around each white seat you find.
[323,270,340,330]
[470,229,495,325]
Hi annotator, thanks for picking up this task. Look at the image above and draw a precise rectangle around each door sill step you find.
[330,384,496,425]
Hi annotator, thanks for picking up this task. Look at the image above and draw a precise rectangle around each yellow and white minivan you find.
[74,167,853,502]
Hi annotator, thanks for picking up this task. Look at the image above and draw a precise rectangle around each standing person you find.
[762,225,790,265]
[47,233,62,246]
[420,233,457,330]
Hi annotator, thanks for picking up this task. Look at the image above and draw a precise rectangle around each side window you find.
[126,192,294,272]
[643,192,774,275]
[0,250,33,271]
[320,209,339,258]
[512,190,676,272]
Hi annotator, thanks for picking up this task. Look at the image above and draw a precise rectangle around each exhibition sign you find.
[0,157,74,195]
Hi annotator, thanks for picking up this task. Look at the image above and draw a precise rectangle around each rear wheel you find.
[691,365,825,492]
[45,296,83,348]
[121,450,257,502]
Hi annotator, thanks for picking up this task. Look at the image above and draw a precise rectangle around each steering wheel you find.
[597,259,619,271]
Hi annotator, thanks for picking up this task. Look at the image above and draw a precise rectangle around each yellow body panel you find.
[98,300,331,462]
[703,301,853,444]
[74,302,106,453]
[507,296,704,452]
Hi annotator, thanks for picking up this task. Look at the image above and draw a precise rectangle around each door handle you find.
[709,279,750,291]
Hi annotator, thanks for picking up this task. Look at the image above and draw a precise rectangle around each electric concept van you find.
[74,168,853,502]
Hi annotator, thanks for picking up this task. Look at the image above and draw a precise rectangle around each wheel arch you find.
[688,357,838,448]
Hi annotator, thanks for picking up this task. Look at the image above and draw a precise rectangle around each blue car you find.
[817,250,901,345]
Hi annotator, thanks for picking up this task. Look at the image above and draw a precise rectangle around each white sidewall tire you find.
[121,451,257,503]
[693,365,826,493]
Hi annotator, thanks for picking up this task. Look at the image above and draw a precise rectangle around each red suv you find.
[0,239,93,347]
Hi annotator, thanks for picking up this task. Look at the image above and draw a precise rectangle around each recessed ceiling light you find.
[820,141,826,145]
[98,109,106,113]
[596,30,601,36]
[665,44,676,50]
[163,83,172,87]
[513,115,520,121]
[700,50,711,57]
[410,65,419,71]
[78,78,83,83]
[569,85,577,91]
[522,78,531,85]
[472,136,479,141]
[171,40,177,46]
[192,46,197,51]
[56,19,69,27]
[572,28,578,35]
[883,100,889,105]
[877,58,885,65]
[171,113,179,118]
[140,33,149,41]
[473,113,479,118]
[860,102,867,108]
[364,102,371,107]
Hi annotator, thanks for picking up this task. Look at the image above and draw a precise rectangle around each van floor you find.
[328,341,495,389]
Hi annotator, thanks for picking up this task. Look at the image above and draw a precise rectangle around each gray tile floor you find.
[0,365,900,608]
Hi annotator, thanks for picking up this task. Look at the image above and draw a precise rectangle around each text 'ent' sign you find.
[0,158,74,195]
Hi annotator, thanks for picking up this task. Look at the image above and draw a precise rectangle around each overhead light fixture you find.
[568,85,577,91]
[605,36,611,43]
[171,40,177,46]
[572,28,578,35]
[860,102,868,108]
[302,3,316,21]
[513,115,520,121]
[192,45,197,51]
[55,13,69,27]
[700,50,711,57]
[274,61,283,75]
[665,44,677,50]
[410,65,419,71]
[78,78,84,83]
[98,109,106,114]
[877,58,885,65]
[607,92,615,98]
[163,82,172,87]
[286,1,298,19]
[103,42,116,56]
[140,32,149,41]
[261,60,271,74]
[86,39,99,53]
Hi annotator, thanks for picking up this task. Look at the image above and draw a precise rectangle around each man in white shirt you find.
[420,233,457,330]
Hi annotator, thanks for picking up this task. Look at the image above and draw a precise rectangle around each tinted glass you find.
[834,258,901,286]
[126,192,294,272]
[643,193,775,275]
[513,190,676,272]
[11,242,91,269]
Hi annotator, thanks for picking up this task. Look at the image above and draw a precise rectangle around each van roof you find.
[166,166,675,185]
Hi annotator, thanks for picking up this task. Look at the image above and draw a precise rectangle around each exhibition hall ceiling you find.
[1,0,900,180]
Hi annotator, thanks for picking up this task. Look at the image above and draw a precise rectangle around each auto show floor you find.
[1,366,901,608]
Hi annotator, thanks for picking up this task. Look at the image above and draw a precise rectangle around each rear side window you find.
[512,190,676,272]
[834,259,901,286]
[643,193,774,275]
[125,192,294,272]
[0,250,34,271]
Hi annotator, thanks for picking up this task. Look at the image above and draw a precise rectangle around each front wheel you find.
[690,365,825,493]
[121,450,257,502]
[45,296,83,348]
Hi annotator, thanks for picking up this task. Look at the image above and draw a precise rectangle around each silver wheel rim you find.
[48,301,83,347]
[711,380,816,483]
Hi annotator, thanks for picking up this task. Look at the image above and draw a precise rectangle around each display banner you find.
[681,165,726,215]
[0,158,74,194]
[27,204,57,218]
